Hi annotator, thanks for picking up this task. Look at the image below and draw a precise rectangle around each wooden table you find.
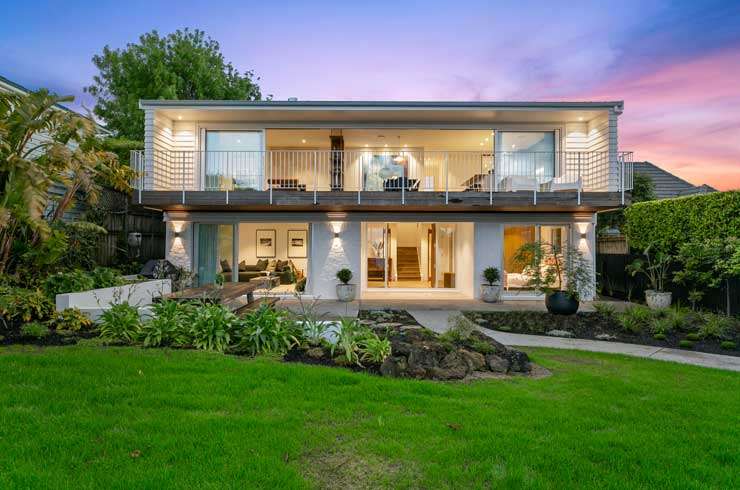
[162,282,277,315]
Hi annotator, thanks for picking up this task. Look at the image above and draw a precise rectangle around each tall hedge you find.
[624,191,740,252]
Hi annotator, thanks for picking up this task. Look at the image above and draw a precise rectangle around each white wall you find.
[308,221,361,299]
[454,223,475,297]
[473,222,504,299]
[238,222,309,273]
[165,221,194,270]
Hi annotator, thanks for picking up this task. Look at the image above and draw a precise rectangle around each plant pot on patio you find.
[480,267,502,303]
[545,291,579,315]
[335,268,356,302]
[645,290,672,309]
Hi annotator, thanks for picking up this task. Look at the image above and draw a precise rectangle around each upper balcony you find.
[134,101,632,212]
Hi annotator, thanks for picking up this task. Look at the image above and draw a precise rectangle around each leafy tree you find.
[85,29,265,140]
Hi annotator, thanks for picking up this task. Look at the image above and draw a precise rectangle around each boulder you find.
[380,356,407,377]
[306,347,325,359]
[595,333,617,341]
[485,354,510,373]
[459,349,486,371]
[546,329,574,338]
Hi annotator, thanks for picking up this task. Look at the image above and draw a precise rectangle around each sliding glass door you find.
[204,130,263,190]
[495,131,556,186]
[502,224,569,294]
[196,224,234,285]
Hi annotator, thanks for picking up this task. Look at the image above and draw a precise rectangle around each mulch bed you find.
[464,311,740,357]
[0,329,99,347]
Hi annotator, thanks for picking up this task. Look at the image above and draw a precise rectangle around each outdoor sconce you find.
[334,232,340,238]
[580,232,588,239]
[174,231,181,238]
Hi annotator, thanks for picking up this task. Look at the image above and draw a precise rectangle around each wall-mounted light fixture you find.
[174,231,181,238]
[334,232,339,238]
[580,232,588,239]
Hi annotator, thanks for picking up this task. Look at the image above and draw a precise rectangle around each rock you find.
[380,356,407,377]
[400,325,423,331]
[595,333,617,341]
[375,322,403,328]
[433,351,469,379]
[485,354,510,373]
[507,351,531,373]
[474,317,488,325]
[458,349,486,371]
[546,329,574,338]
[359,319,376,326]
[306,347,325,359]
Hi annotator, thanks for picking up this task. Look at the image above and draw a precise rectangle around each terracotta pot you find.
[336,283,356,302]
[480,284,502,303]
[545,291,579,315]
[645,290,672,309]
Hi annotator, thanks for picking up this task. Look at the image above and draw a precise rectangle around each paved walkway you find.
[408,309,740,372]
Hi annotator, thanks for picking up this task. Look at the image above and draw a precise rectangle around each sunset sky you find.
[2,0,738,190]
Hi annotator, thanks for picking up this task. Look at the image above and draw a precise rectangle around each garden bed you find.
[464,309,740,357]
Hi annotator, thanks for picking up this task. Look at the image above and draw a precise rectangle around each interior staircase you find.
[396,247,421,281]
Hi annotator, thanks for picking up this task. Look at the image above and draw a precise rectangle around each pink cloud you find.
[577,47,740,191]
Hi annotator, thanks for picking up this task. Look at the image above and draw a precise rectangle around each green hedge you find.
[624,191,740,252]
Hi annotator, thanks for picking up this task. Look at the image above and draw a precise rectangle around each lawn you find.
[0,346,737,489]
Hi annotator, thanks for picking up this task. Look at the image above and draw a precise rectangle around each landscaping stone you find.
[595,333,618,341]
[474,318,488,325]
[485,354,509,373]
[459,349,486,371]
[306,347,325,359]
[547,329,574,338]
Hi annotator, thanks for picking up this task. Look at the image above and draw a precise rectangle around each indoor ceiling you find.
[267,129,496,150]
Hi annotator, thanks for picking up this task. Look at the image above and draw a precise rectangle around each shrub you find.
[698,314,735,340]
[43,270,95,298]
[188,303,236,352]
[653,333,667,341]
[618,306,652,334]
[720,341,737,350]
[21,321,50,339]
[234,305,298,355]
[48,308,93,332]
[292,296,327,347]
[140,299,191,347]
[336,268,352,285]
[624,191,740,252]
[90,267,125,289]
[649,316,673,336]
[0,286,54,322]
[98,302,141,343]
[482,267,500,286]
[685,332,701,341]
[331,318,367,365]
[593,302,616,319]
[679,339,694,349]
[663,307,690,332]
[358,334,392,364]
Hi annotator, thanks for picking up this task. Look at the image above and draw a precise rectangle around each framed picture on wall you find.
[256,229,276,258]
[287,229,307,258]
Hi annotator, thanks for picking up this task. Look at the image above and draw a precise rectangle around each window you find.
[204,130,263,190]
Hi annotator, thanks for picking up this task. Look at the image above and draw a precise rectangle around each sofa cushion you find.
[220,259,232,273]
[266,260,277,272]
[256,259,269,270]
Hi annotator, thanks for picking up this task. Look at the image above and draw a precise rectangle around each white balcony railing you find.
[131,150,634,204]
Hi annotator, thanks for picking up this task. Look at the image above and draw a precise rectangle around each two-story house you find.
[132,100,632,300]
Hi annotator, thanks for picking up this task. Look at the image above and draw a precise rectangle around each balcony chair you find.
[268,179,307,191]
[547,175,582,192]
[500,175,540,192]
[383,177,419,192]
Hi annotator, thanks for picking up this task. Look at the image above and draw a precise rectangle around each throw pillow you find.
[220,259,231,273]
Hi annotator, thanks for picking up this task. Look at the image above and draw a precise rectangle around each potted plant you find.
[626,245,672,309]
[214,272,225,289]
[335,268,356,302]
[480,267,502,303]
[513,241,593,315]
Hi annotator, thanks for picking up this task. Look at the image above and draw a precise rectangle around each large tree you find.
[85,28,264,140]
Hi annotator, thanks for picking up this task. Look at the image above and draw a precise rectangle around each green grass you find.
[0,346,738,489]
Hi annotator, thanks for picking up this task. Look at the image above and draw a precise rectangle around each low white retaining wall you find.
[55,279,171,320]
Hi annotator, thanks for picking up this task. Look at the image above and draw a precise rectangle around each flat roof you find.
[140,99,624,111]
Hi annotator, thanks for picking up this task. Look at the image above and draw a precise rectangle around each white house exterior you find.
[133,100,633,300]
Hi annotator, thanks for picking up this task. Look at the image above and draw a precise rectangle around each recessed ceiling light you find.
[301,139,306,144]
[479,142,484,146]
[384,143,388,147]
[484,137,489,142]
[177,115,182,120]
[403,144,408,147]
[578,116,584,121]
[364,144,369,147]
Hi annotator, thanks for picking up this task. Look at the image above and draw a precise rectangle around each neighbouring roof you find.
[634,161,716,199]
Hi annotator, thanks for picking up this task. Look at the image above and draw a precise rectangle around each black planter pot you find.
[545,291,579,315]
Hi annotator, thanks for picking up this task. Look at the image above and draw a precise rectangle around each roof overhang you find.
[140,100,624,125]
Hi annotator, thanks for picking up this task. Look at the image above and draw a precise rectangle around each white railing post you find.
[620,156,625,205]
[401,162,405,205]
[489,163,493,206]
[577,152,581,205]
[444,152,449,205]
[181,152,186,204]
[313,151,318,204]
[225,152,230,205]
[269,152,273,205]
[358,153,362,205]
